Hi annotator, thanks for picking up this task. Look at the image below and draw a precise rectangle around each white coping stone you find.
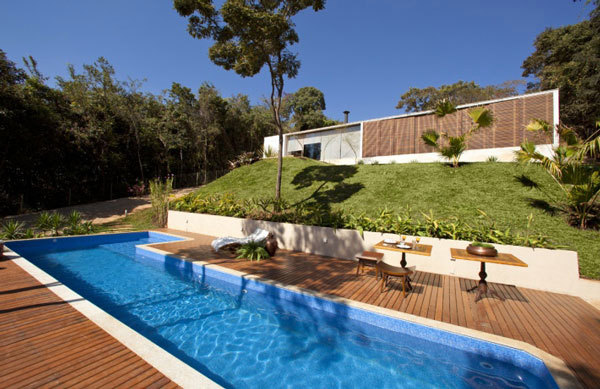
[5,230,583,389]
[167,211,600,305]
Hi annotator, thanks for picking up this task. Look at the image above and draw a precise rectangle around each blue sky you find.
[0,1,593,122]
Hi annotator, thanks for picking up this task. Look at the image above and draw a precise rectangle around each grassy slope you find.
[191,157,600,279]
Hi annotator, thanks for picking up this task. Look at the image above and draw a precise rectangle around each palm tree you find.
[516,119,600,229]
[421,100,494,168]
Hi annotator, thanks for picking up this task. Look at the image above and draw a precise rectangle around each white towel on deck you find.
[211,228,270,252]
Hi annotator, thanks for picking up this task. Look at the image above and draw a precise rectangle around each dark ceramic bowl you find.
[466,244,498,257]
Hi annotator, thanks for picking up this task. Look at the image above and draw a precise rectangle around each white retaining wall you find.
[168,210,599,304]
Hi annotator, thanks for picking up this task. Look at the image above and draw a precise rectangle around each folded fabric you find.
[211,228,270,252]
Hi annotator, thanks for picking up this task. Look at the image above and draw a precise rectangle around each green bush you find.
[236,241,270,261]
[171,193,557,249]
[1,220,26,240]
[150,177,173,227]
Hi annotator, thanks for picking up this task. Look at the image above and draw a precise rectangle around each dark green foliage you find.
[0,50,281,216]
[283,86,339,131]
[236,241,270,261]
[1,211,95,239]
[521,1,600,138]
[396,80,523,112]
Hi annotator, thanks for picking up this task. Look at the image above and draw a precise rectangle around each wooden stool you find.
[356,251,384,278]
[377,262,414,297]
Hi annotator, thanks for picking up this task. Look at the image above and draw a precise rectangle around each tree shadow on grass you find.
[291,165,364,211]
[514,174,540,190]
[526,198,558,216]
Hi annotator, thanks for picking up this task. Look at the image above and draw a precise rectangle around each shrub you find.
[150,177,173,227]
[422,101,494,168]
[236,241,270,261]
[516,119,600,229]
[1,220,26,240]
[263,146,278,158]
[128,180,147,196]
[171,193,557,249]
[486,156,498,162]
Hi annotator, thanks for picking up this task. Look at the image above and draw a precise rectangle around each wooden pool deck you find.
[153,229,600,388]
[0,256,177,388]
[2,229,599,388]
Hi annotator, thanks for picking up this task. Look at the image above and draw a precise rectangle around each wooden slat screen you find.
[362,92,554,157]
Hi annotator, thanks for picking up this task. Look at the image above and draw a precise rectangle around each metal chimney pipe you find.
[343,110,350,123]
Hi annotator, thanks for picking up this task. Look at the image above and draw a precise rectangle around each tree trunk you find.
[276,130,283,200]
[133,124,145,182]
[203,135,208,184]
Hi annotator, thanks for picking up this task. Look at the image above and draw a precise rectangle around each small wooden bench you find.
[355,251,384,277]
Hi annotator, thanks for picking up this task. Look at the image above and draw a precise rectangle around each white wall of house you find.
[263,135,279,157]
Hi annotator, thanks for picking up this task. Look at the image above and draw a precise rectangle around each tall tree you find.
[521,1,600,138]
[284,86,338,131]
[396,80,523,113]
[173,0,326,200]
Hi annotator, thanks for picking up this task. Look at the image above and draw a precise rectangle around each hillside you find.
[190,157,600,279]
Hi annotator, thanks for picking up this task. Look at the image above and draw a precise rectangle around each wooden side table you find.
[450,248,528,302]
[373,241,432,269]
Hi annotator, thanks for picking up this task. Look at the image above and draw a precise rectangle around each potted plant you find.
[466,241,498,257]
[236,241,271,261]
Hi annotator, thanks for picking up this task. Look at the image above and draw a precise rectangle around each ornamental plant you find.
[236,241,270,261]
[421,100,494,168]
[516,119,600,229]
[150,177,174,228]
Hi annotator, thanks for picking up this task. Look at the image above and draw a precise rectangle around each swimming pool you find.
[7,232,559,388]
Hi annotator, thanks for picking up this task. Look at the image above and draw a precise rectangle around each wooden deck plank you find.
[0,257,177,388]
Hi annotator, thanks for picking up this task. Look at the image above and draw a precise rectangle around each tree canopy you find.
[174,0,326,200]
[521,0,600,138]
[396,80,523,112]
[283,86,338,131]
[0,50,279,216]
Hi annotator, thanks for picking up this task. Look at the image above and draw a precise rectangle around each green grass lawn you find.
[97,208,157,232]
[188,157,600,280]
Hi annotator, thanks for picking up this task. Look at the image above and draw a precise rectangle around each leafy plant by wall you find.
[171,193,557,249]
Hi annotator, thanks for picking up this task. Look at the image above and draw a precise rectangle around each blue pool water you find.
[7,232,558,389]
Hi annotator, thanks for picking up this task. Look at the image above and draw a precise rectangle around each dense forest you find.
[0,51,335,216]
